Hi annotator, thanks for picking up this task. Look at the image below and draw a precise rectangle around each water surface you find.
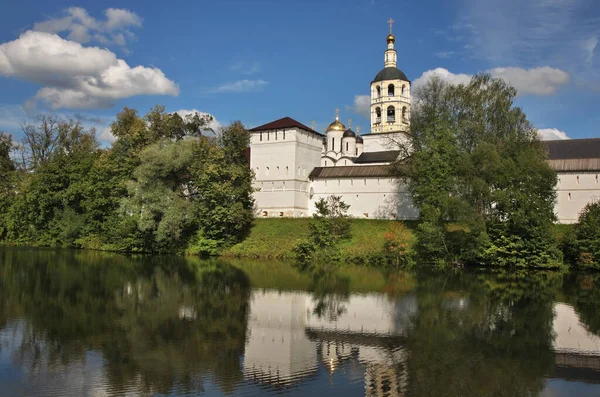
[0,247,599,396]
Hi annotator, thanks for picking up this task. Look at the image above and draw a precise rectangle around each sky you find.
[0,0,599,145]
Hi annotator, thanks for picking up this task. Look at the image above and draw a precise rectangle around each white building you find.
[248,21,600,223]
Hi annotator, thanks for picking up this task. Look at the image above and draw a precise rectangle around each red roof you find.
[248,117,323,136]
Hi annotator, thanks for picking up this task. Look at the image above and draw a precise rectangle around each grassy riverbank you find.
[222,218,576,265]
[222,218,417,262]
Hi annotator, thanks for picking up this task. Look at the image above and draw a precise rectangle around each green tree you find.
[0,133,15,239]
[564,201,600,268]
[400,74,559,268]
[292,195,351,267]
[188,121,254,253]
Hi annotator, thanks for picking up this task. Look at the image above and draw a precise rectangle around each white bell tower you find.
[370,18,411,134]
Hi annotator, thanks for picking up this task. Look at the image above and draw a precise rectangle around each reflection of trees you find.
[563,272,600,336]
[405,270,561,397]
[308,267,350,322]
[0,248,250,395]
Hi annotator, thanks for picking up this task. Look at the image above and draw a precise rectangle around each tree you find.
[292,195,351,267]
[400,74,560,267]
[0,133,15,239]
[565,201,600,269]
[188,121,254,252]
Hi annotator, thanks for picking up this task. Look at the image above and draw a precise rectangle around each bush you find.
[566,202,600,269]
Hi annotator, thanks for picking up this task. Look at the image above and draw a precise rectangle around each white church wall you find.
[362,132,408,153]
[250,127,322,217]
[308,177,418,219]
[555,172,600,223]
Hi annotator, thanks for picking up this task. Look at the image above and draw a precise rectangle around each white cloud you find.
[33,7,141,47]
[412,67,569,96]
[458,0,600,84]
[537,128,570,140]
[348,95,370,118]
[210,79,268,93]
[229,61,261,75]
[175,109,222,133]
[435,51,455,59]
[412,68,472,90]
[98,126,116,143]
[582,35,598,65]
[0,31,179,109]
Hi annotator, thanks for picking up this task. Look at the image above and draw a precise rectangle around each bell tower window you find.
[376,85,381,98]
[402,106,407,122]
[401,85,406,96]
[375,107,381,124]
[387,106,396,123]
[388,84,395,96]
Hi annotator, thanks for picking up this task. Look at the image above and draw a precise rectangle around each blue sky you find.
[0,0,599,144]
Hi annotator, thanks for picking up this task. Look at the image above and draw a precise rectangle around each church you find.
[247,20,600,224]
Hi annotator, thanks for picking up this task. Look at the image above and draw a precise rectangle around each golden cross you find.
[348,118,352,128]
[311,120,315,130]
[388,18,395,33]
[357,126,361,134]
[335,107,340,119]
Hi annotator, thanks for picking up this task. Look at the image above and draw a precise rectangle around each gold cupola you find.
[326,108,346,131]
[386,33,395,43]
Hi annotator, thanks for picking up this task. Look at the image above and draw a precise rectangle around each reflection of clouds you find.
[0,319,142,397]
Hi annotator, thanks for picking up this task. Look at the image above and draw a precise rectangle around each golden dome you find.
[387,33,395,43]
[327,120,346,131]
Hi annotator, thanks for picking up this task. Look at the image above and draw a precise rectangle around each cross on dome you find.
[388,18,394,33]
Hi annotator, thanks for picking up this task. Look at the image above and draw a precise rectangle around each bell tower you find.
[370,18,411,134]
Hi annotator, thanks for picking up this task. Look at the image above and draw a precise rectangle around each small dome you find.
[327,120,346,131]
[343,129,356,138]
[372,67,409,83]
[356,135,364,144]
[386,33,395,43]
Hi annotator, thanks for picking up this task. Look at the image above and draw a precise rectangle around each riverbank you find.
[222,218,576,266]
[221,218,417,263]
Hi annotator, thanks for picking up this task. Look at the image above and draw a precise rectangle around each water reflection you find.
[0,247,599,396]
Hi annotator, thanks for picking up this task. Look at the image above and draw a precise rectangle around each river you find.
[0,247,599,396]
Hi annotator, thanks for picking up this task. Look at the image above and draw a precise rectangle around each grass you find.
[222,218,418,261]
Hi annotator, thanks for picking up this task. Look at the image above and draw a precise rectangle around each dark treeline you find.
[0,106,254,254]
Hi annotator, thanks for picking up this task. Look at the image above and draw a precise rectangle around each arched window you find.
[388,84,395,96]
[402,106,407,121]
[346,142,349,152]
[387,106,396,123]
[285,166,289,175]
[259,132,263,141]
[283,181,286,191]
[332,137,335,151]
[376,85,381,98]
[401,85,406,96]
[265,167,270,176]
[375,107,381,123]
[283,130,286,139]
[276,166,280,175]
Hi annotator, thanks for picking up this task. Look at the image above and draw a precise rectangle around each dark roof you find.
[356,135,364,143]
[544,138,600,160]
[309,165,394,179]
[343,129,356,138]
[249,116,323,136]
[354,150,401,164]
[372,67,409,83]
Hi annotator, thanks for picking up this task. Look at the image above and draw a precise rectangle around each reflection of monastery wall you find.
[305,294,416,336]
[243,290,318,382]
[553,303,600,354]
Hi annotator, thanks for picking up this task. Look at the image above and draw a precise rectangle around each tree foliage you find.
[400,74,560,268]
[0,107,253,255]
[563,201,600,269]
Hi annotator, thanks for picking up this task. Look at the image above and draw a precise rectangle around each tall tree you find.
[400,74,559,267]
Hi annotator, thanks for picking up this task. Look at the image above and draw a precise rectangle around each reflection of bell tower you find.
[370,18,411,134]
